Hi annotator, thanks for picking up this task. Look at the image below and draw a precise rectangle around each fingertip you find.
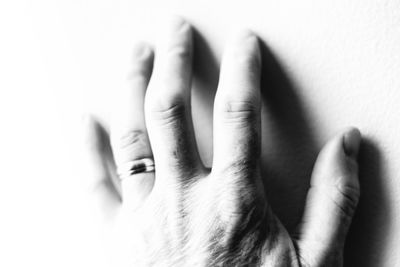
[311,128,361,187]
[159,15,192,44]
[166,15,191,31]
[219,30,262,97]
[231,29,259,44]
[227,30,261,64]
[131,42,154,62]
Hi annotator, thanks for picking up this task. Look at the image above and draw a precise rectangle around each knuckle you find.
[221,158,258,179]
[221,100,259,123]
[332,180,360,218]
[114,130,151,161]
[119,130,148,149]
[148,98,187,126]
[216,177,265,226]
[212,161,260,205]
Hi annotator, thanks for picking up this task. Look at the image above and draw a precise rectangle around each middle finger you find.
[145,17,205,184]
[212,31,262,182]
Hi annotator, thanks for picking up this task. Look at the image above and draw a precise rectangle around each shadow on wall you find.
[258,42,391,265]
[192,28,220,94]
[191,28,219,166]
[191,27,390,265]
[345,139,390,267]
[258,40,320,232]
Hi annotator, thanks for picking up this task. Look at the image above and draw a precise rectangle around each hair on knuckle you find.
[118,129,148,150]
[223,100,259,122]
[150,100,187,126]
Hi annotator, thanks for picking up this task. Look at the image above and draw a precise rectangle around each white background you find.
[1,0,399,266]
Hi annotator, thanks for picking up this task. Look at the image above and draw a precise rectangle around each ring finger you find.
[111,43,155,208]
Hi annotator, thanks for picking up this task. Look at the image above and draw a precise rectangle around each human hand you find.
[84,17,361,267]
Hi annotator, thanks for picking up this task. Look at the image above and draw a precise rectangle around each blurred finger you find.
[111,43,155,208]
[83,116,120,213]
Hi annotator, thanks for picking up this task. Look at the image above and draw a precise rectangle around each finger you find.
[82,116,120,214]
[296,128,361,266]
[111,43,155,208]
[145,17,204,183]
[212,31,262,181]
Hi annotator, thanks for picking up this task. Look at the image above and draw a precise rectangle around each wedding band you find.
[117,158,155,180]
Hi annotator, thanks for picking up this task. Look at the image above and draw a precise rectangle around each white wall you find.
[1,0,399,266]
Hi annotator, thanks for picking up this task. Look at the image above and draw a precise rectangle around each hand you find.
[83,17,361,267]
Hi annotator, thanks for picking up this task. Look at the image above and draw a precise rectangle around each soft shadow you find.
[191,28,220,166]
[92,117,121,198]
[344,139,390,266]
[258,41,319,232]
[192,28,220,95]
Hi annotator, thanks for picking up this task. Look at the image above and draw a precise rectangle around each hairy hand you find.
[83,17,361,267]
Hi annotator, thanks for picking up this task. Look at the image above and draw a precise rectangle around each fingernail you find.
[343,128,362,158]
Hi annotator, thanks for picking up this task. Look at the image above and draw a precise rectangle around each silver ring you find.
[117,158,155,180]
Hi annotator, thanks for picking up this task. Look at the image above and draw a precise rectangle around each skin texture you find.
[83,17,362,267]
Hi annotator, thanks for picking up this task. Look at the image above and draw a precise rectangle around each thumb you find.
[295,128,361,266]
